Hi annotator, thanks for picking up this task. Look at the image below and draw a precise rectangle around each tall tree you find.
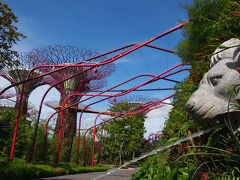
[102,102,146,164]
[0,1,26,69]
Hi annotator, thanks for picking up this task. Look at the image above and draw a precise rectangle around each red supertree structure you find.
[28,45,115,161]
[0,53,49,116]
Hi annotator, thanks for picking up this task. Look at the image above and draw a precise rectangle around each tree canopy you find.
[102,102,146,164]
[0,1,26,69]
[176,0,240,63]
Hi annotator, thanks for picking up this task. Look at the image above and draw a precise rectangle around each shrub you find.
[0,157,111,180]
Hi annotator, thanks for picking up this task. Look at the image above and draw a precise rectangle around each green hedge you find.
[0,157,110,180]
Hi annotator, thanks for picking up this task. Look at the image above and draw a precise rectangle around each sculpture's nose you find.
[185,100,194,112]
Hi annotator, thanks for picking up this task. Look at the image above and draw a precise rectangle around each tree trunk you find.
[132,150,135,160]
[119,144,123,165]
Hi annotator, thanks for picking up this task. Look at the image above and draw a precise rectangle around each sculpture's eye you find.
[210,76,222,87]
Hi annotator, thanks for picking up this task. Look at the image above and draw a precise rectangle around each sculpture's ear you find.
[234,54,240,73]
[233,45,240,72]
[233,45,240,61]
[210,38,240,68]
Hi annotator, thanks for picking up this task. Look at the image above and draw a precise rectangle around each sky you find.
[0,0,191,138]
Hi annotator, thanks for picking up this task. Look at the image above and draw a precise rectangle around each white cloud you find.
[146,105,172,118]
[144,116,166,138]
[114,58,129,64]
[79,113,111,129]
[146,100,172,118]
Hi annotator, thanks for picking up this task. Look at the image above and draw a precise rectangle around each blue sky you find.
[1,0,191,137]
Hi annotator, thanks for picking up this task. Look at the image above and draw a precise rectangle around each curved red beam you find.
[43,74,159,163]
[43,64,190,163]
[55,64,190,164]
[98,122,106,164]
[82,100,167,165]
[9,43,137,163]
[82,93,175,166]
[30,22,186,162]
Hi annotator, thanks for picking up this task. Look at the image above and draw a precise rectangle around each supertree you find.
[0,53,49,117]
[28,45,115,162]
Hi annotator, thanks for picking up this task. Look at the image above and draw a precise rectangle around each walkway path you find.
[37,167,140,180]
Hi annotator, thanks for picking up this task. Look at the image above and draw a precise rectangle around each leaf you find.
[166,137,179,144]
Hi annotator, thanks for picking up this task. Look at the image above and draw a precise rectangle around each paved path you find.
[37,167,140,180]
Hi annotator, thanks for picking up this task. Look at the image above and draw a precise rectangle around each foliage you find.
[177,0,240,63]
[65,134,93,166]
[132,157,199,180]
[0,107,31,158]
[0,105,95,165]
[0,1,26,69]
[0,157,111,180]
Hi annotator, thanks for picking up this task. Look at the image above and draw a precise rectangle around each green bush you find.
[0,157,111,180]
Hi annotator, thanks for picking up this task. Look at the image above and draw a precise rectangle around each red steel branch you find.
[98,122,106,164]
[4,22,185,162]
[43,74,162,163]
[0,42,175,98]
[42,74,155,163]
[76,68,190,165]
[148,133,162,153]
[52,63,190,164]
[82,101,163,165]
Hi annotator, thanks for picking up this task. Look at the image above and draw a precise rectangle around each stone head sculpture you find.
[185,38,240,127]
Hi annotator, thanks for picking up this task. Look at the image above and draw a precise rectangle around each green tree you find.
[0,1,26,69]
[102,102,146,165]
[0,107,31,159]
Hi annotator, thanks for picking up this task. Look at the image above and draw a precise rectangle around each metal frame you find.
[0,22,186,163]
[148,133,162,153]
[44,63,190,164]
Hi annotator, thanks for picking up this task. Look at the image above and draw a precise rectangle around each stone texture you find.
[185,38,240,127]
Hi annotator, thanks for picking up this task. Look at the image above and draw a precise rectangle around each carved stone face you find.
[185,59,240,125]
